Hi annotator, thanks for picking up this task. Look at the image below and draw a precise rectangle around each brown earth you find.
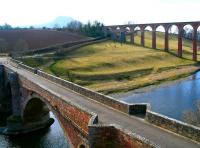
[0,29,89,52]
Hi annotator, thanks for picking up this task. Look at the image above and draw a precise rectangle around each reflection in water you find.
[122,72,200,120]
[0,113,70,148]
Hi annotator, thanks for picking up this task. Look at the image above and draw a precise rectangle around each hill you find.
[19,32,200,94]
[0,29,90,53]
[34,16,74,28]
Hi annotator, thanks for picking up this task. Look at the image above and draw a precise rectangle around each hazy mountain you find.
[34,16,74,28]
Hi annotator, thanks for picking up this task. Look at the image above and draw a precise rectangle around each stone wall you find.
[146,110,200,143]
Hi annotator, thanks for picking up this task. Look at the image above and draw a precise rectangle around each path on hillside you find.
[2,58,199,148]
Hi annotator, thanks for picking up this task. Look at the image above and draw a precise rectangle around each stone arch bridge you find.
[0,57,199,148]
[104,21,200,61]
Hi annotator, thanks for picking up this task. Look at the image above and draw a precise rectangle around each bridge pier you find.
[152,27,157,49]
[164,29,169,51]
[111,32,117,41]
[178,27,183,58]
[192,26,198,61]
[141,30,145,46]
[120,32,126,43]
[130,32,134,44]
[8,72,21,117]
[0,67,12,126]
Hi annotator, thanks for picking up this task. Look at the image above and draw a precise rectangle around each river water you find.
[0,113,70,148]
[121,71,200,120]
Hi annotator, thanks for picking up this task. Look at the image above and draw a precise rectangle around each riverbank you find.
[110,65,200,98]
[110,68,200,99]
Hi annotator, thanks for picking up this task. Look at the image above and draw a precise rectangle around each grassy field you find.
[20,32,200,94]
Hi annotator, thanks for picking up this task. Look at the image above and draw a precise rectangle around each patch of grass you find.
[19,57,52,68]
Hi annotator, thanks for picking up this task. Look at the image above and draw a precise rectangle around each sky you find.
[0,0,200,26]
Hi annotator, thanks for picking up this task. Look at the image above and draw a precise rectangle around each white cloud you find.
[0,0,199,26]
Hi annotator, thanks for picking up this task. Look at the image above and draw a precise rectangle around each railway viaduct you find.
[0,57,200,148]
[104,21,200,61]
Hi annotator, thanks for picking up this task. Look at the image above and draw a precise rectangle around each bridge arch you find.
[22,97,50,124]
[79,144,86,148]
[182,24,194,60]
[116,26,121,32]
[168,24,179,56]
[144,26,152,48]
[133,26,141,45]
[21,91,88,148]
[156,25,165,49]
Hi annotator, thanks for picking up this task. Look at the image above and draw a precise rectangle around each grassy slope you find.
[20,32,200,94]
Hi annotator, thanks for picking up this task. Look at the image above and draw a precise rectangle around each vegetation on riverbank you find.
[183,100,200,127]
[19,32,200,94]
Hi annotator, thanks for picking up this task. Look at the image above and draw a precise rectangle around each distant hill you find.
[34,16,74,28]
[0,29,90,52]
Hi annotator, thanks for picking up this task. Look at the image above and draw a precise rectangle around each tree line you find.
[64,20,105,37]
[0,20,105,38]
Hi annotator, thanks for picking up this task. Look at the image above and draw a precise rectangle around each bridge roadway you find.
[2,58,199,148]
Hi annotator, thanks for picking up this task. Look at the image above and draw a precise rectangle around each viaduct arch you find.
[105,21,200,61]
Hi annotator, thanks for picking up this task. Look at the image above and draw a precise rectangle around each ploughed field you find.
[0,29,89,52]
[20,32,200,94]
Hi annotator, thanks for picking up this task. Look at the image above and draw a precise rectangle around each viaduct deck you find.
[2,57,199,148]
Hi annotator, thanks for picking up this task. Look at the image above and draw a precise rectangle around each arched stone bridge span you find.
[0,57,199,148]
[104,21,200,61]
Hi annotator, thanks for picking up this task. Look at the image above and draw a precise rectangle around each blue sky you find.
[0,0,199,26]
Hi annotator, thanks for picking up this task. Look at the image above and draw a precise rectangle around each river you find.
[120,71,200,120]
[0,113,70,148]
